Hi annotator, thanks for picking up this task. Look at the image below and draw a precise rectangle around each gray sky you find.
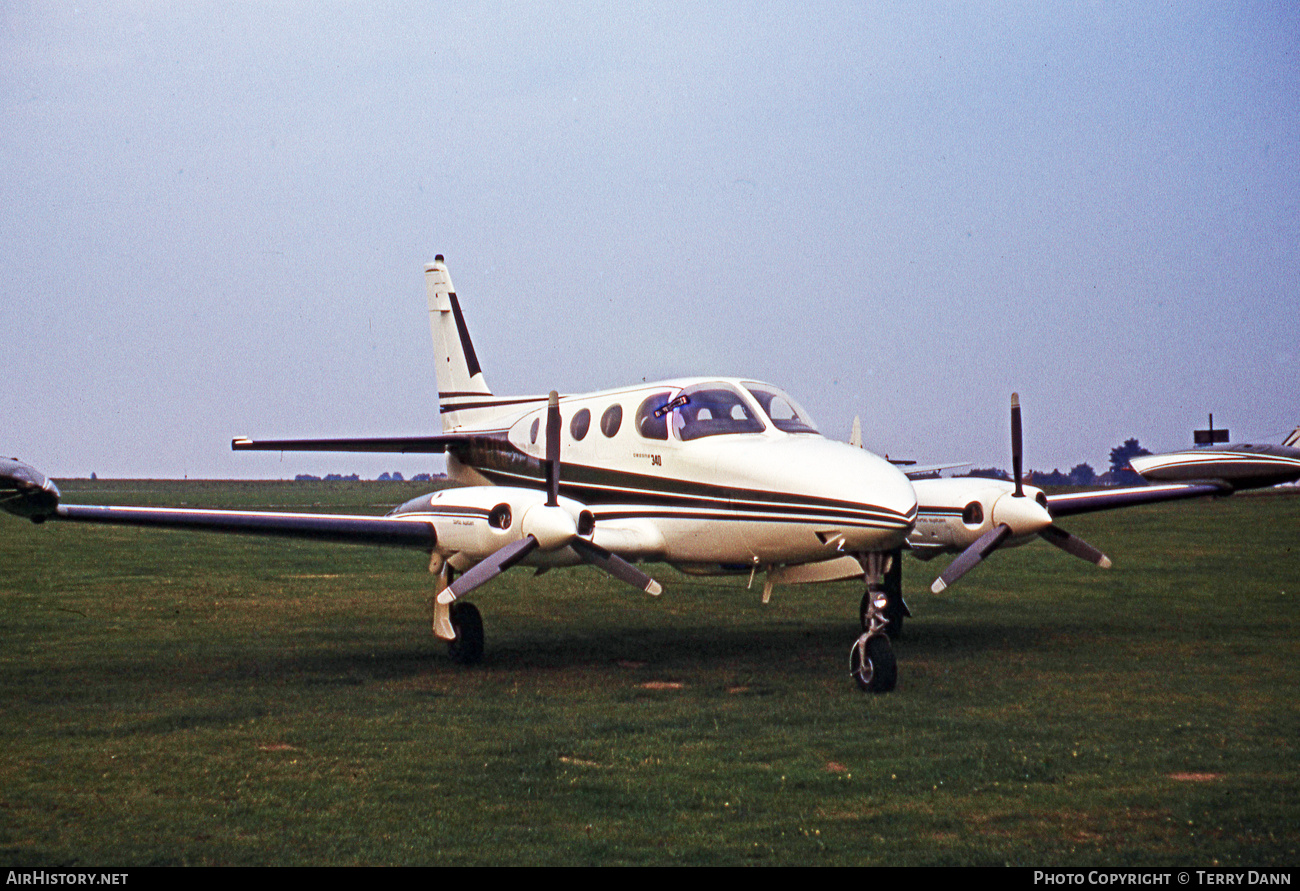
[3,3,1297,480]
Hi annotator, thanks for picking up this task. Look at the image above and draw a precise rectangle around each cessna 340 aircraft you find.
[4,256,1297,693]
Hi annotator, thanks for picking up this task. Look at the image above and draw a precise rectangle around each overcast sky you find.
[3,3,1297,480]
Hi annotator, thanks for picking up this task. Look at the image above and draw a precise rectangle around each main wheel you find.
[447,601,484,665]
[849,633,897,693]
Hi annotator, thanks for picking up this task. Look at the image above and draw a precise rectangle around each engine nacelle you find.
[390,485,588,565]
[908,477,1051,556]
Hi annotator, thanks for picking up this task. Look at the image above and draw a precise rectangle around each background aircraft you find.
[1129,428,1300,490]
[3,258,1293,693]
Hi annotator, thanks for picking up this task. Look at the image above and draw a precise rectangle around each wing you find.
[915,396,1226,593]
[1045,482,1229,517]
[2,456,434,547]
[53,503,435,548]
[4,457,662,603]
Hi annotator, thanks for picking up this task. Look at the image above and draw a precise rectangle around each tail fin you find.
[425,256,492,431]
[425,256,546,432]
[1285,425,1300,448]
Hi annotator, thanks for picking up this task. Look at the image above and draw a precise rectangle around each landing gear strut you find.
[851,551,899,693]
[859,547,909,639]
[430,554,485,665]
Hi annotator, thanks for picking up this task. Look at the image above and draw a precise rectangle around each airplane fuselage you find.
[391,377,919,574]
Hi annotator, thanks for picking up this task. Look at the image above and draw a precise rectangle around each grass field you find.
[1,480,1296,866]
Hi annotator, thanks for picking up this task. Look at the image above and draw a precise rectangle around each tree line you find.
[959,438,1152,487]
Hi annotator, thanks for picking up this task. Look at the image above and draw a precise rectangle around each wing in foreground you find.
[1,457,435,546]
[56,504,436,547]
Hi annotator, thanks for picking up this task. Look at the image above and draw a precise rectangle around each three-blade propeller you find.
[931,394,1111,593]
[439,391,662,605]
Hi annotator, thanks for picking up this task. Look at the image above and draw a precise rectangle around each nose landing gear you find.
[851,551,899,693]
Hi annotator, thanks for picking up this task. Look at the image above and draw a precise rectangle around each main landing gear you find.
[850,550,905,693]
[446,602,484,665]
[430,554,485,665]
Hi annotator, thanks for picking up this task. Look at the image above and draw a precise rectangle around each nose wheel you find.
[849,633,896,693]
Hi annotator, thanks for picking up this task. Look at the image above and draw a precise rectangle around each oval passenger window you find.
[570,408,591,441]
[600,404,623,438]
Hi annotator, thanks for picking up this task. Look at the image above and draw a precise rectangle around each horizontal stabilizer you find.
[903,462,971,479]
[232,433,504,453]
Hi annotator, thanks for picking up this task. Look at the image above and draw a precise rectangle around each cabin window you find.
[600,404,623,438]
[635,392,673,440]
[570,408,591,441]
[670,383,765,441]
[530,418,539,444]
[743,383,819,434]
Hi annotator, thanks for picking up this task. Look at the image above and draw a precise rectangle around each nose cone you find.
[520,502,579,551]
[838,447,919,534]
[719,436,917,549]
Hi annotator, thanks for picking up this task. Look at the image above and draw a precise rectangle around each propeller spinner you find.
[931,393,1111,593]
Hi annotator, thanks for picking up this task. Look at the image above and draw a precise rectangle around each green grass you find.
[1,481,1297,865]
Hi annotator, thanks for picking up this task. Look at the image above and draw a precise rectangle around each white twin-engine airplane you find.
[3,256,1293,693]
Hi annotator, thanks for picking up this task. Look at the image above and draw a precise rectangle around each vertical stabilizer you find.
[1285,426,1300,449]
[425,256,491,431]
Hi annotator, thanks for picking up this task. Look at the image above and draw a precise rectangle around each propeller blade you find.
[440,536,540,603]
[571,537,663,596]
[1039,524,1113,569]
[931,523,1012,593]
[545,390,561,507]
[1011,392,1024,498]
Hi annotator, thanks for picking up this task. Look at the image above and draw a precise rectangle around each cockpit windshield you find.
[669,383,766,441]
[743,383,819,434]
